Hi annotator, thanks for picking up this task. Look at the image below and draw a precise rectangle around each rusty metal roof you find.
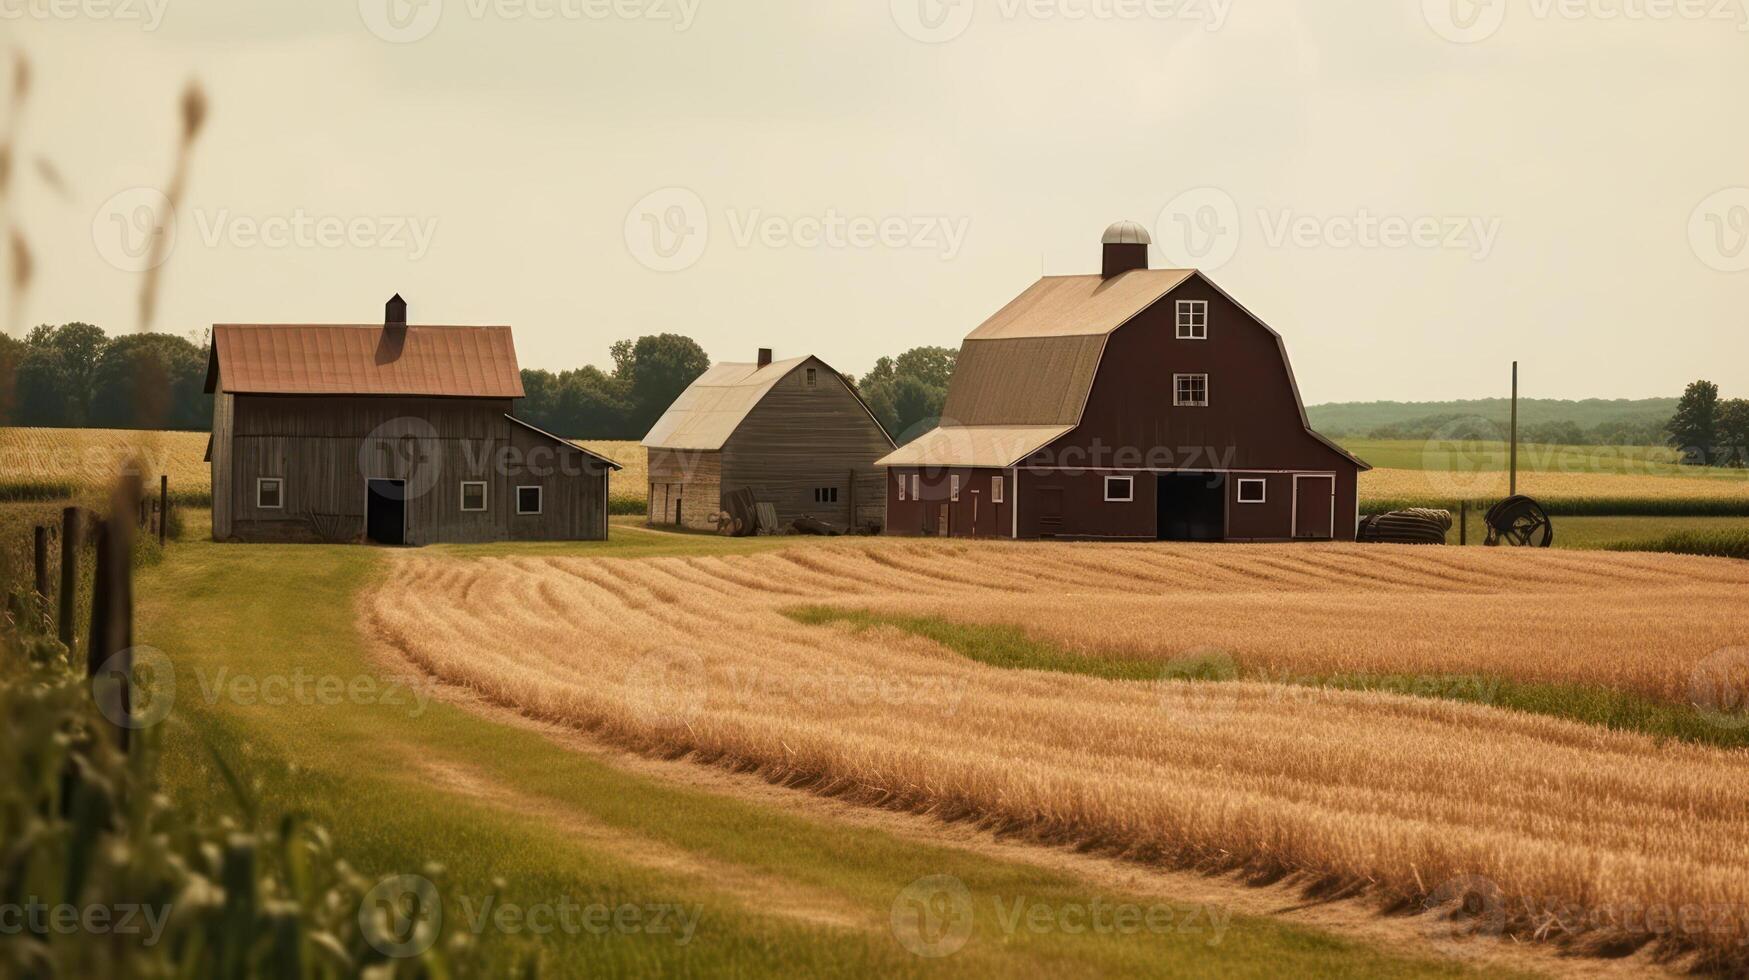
[875,425,1074,469]
[206,324,524,397]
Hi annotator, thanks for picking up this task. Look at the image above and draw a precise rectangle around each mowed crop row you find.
[366,541,1749,966]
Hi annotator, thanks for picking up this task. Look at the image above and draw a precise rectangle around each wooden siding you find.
[217,395,607,544]
[210,374,235,539]
[720,360,893,531]
[647,449,723,531]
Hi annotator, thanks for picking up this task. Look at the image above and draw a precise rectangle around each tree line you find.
[0,323,958,443]
[1667,381,1749,467]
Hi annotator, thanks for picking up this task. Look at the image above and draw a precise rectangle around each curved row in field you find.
[365,541,1749,967]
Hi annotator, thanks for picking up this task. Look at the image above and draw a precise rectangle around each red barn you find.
[878,221,1368,541]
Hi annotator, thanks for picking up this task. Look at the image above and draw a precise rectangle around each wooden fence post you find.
[88,477,139,751]
[1459,502,1467,546]
[57,507,81,650]
[159,475,169,546]
[33,525,50,625]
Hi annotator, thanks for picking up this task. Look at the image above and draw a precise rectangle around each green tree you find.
[89,331,210,429]
[0,332,22,423]
[26,322,107,424]
[12,347,73,425]
[1717,398,1749,468]
[1667,380,1721,466]
[623,334,711,435]
[857,346,957,442]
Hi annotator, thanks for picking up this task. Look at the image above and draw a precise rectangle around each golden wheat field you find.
[1361,466,1749,503]
[367,540,1749,966]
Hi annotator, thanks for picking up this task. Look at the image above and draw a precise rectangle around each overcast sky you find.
[6,0,1747,404]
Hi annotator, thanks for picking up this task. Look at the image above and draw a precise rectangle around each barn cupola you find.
[1100,220,1151,279]
[385,293,407,337]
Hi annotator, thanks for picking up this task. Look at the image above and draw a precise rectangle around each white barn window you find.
[1237,478,1267,504]
[461,481,487,511]
[950,475,961,501]
[897,475,908,501]
[1174,374,1209,407]
[1176,300,1209,340]
[256,478,283,509]
[991,476,1004,503]
[1104,476,1134,502]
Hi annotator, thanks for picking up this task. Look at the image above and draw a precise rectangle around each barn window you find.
[991,476,1004,504]
[1104,476,1134,502]
[256,478,283,510]
[516,485,543,515]
[897,475,907,501]
[814,487,839,504]
[910,474,920,500]
[1176,300,1209,340]
[1174,374,1209,407]
[461,481,487,512]
[1237,478,1267,504]
[950,475,961,501]
[805,367,818,388]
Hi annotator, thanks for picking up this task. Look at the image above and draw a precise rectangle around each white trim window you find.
[515,485,543,515]
[1176,300,1209,340]
[1104,475,1134,502]
[910,474,920,500]
[897,474,907,501]
[256,477,283,510]
[991,475,1004,504]
[1174,373,1209,407]
[461,481,488,512]
[805,367,818,388]
[950,475,961,502]
[1236,478,1267,504]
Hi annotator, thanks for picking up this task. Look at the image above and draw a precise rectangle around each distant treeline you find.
[1308,397,1676,446]
[0,323,957,444]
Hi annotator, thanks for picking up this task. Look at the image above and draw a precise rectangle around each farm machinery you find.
[1358,495,1554,548]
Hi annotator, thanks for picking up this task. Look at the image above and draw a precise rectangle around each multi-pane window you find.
[516,485,543,515]
[813,487,839,503]
[256,478,283,509]
[991,476,1004,504]
[910,475,920,500]
[1174,374,1209,407]
[1104,476,1134,502]
[805,367,818,387]
[1176,300,1209,340]
[461,481,487,511]
[950,475,961,501]
[897,476,907,501]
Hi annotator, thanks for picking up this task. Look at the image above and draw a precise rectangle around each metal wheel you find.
[1484,495,1554,548]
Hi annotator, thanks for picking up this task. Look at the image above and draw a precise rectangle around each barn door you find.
[1292,475,1335,540]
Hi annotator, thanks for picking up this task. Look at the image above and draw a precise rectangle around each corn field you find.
[368,540,1749,967]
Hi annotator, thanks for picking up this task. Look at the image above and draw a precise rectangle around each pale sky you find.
[6,0,1748,404]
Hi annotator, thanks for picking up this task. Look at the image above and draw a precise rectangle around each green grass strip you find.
[786,607,1749,750]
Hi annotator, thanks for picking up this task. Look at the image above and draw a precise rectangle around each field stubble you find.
[366,540,1749,968]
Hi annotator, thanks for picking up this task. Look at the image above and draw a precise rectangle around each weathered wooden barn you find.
[879,222,1368,541]
[641,350,895,532]
[205,296,620,545]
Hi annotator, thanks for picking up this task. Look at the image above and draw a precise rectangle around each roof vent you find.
[1101,221,1151,279]
[385,294,408,334]
[757,347,773,368]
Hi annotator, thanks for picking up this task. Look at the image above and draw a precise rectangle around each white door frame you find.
[1290,473,1336,540]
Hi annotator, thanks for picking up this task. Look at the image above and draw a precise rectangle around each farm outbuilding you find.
[879,222,1369,541]
[641,350,895,533]
[205,296,620,545]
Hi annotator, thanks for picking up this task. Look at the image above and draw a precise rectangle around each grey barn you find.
[205,296,620,545]
[641,350,894,532]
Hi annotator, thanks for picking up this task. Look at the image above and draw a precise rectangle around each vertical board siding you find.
[720,361,894,531]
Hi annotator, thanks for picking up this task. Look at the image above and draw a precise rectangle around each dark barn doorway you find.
[366,479,407,545]
[1157,473,1225,541]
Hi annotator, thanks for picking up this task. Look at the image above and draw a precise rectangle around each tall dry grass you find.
[367,541,1749,967]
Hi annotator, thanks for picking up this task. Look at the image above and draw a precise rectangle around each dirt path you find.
[367,625,1682,980]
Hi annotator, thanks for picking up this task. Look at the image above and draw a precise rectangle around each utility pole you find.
[1509,361,1519,498]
